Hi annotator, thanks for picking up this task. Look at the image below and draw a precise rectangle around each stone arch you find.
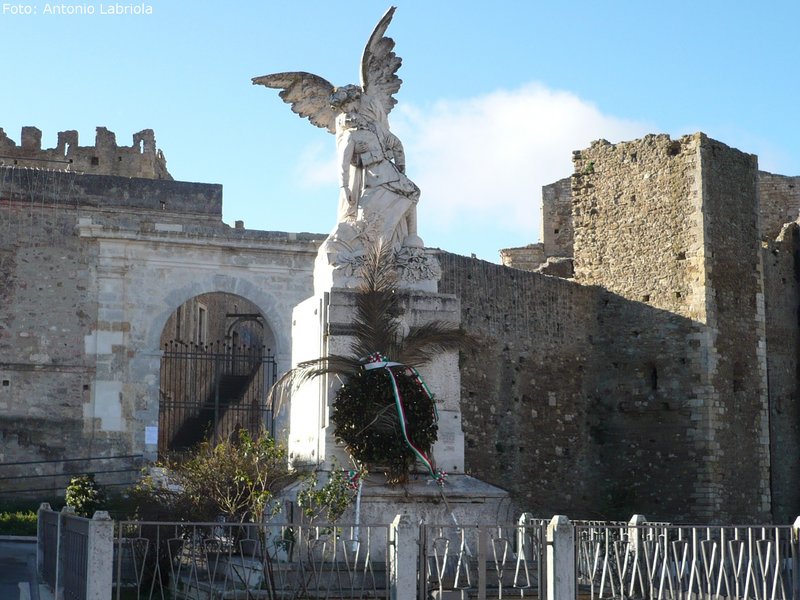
[142,274,291,370]
[125,267,310,460]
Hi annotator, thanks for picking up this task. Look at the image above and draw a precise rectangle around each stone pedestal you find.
[286,254,510,525]
[353,473,512,525]
[287,287,464,475]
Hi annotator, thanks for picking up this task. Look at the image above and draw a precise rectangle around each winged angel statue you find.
[254,7,440,289]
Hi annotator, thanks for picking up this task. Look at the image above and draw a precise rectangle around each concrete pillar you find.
[627,514,647,554]
[389,514,417,600]
[627,514,647,597]
[85,511,114,600]
[546,515,574,600]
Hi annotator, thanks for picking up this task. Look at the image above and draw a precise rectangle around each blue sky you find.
[1,1,798,261]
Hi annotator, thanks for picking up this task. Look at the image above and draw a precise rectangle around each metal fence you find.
[37,508,92,600]
[159,341,278,454]
[419,520,547,600]
[62,515,90,600]
[112,520,390,599]
[576,523,796,600]
[37,510,800,600]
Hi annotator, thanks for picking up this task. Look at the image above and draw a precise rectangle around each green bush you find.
[296,465,364,523]
[127,430,294,523]
[65,474,106,517]
[0,510,37,536]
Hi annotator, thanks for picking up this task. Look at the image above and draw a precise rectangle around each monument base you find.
[286,263,509,530]
[353,473,511,526]
[281,472,511,527]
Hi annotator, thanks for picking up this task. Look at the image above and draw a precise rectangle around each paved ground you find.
[0,538,47,600]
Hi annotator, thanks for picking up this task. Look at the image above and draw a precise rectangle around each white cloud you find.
[294,82,652,258]
[393,83,652,246]
[293,139,338,189]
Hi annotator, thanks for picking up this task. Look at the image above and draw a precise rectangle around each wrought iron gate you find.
[158,340,277,456]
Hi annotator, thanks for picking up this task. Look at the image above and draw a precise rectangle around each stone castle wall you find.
[697,138,770,520]
[447,133,780,521]
[0,163,322,494]
[499,243,545,270]
[572,135,706,320]
[570,134,770,521]
[762,223,800,522]
[0,127,172,180]
[541,176,574,258]
[438,253,596,516]
[438,252,711,521]
[760,172,800,242]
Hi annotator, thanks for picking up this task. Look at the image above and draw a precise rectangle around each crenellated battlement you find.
[0,126,172,180]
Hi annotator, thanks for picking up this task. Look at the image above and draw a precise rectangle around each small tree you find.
[164,429,293,523]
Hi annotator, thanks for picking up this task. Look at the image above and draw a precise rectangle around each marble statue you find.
[253,7,439,290]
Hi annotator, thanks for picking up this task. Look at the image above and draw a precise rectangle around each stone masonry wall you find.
[439,252,707,520]
[759,172,800,242]
[541,176,574,258]
[0,187,103,490]
[572,134,706,321]
[584,288,703,520]
[699,138,770,520]
[0,165,321,496]
[0,126,172,180]
[762,223,800,522]
[438,252,597,516]
[499,244,545,270]
[570,134,770,521]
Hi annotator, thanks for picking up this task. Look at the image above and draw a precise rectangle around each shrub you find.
[296,465,365,523]
[65,474,106,517]
[129,430,293,523]
[0,510,37,536]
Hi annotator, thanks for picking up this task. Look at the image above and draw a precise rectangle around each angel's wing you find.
[252,72,338,133]
[360,6,403,117]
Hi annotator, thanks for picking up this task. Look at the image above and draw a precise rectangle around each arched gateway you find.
[80,216,321,463]
[0,163,323,494]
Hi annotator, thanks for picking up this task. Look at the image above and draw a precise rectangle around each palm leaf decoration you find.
[270,242,472,482]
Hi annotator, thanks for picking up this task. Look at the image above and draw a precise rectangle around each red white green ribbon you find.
[362,353,447,485]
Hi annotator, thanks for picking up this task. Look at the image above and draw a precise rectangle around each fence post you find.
[547,515,574,600]
[36,503,51,580]
[793,516,800,600]
[85,511,114,600]
[390,514,417,600]
[628,514,647,597]
[628,514,647,554]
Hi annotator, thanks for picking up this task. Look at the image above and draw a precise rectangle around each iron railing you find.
[62,515,90,600]
[112,520,390,599]
[159,341,277,454]
[576,523,795,600]
[419,521,546,600]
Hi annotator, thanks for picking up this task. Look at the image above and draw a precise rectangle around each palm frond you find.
[358,240,398,295]
[267,354,362,417]
[396,322,476,367]
[351,241,403,358]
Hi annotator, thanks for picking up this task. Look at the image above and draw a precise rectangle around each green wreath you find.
[331,366,438,482]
